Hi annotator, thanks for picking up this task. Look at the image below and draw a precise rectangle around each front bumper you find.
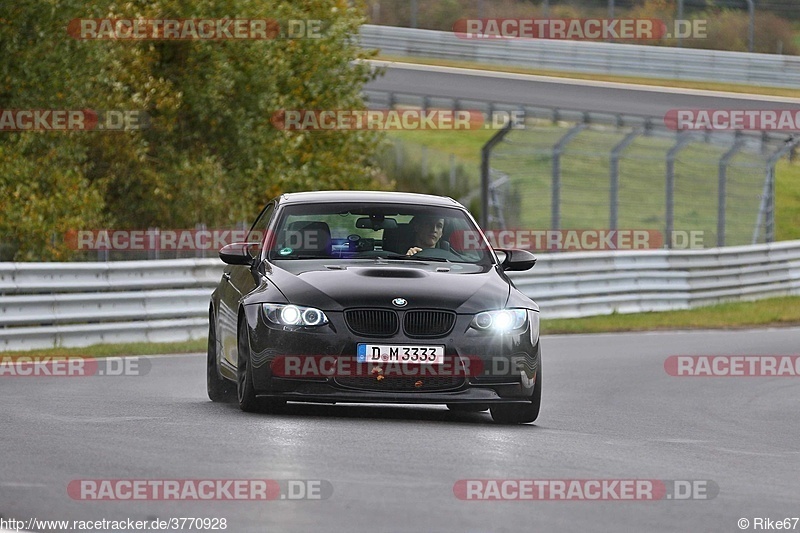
[242,304,540,404]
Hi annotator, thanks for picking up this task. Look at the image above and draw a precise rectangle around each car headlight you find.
[262,304,329,327]
[471,309,528,333]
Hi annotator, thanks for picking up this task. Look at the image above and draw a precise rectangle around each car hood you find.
[249,261,512,314]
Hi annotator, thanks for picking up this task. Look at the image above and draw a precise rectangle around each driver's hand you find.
[406,247,422,256]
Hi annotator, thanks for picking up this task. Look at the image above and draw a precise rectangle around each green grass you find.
[541,296,800,334]
[377,54,800,99]
[384,129,493,188]
[388,128,495,163]
[776,158,800,241]
[0,339,206,360]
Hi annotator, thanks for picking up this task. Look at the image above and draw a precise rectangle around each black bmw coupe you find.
[208,191,541,423]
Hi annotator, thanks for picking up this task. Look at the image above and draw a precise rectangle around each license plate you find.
[357,344,445,364]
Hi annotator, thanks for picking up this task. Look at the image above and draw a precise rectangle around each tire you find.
[237,319,285,414]
[207,308,234,402]
[490,365,542,424]
[447,404,489,413]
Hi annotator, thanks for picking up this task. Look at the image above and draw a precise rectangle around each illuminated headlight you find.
[471,309,527,333]
[263,304,329,327]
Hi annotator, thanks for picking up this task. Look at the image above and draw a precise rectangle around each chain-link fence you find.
[365,89,798,249]
[482,107,798,248]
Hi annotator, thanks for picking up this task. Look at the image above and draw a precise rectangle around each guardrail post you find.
[552,124,588,231]
[147,227,154,260]
[609,128,642,231]
[717,137,745,247]
[665,133,694,248]
[480,121,514,229]
[198,223,207,258]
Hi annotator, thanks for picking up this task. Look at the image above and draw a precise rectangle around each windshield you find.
[266,202,492,265]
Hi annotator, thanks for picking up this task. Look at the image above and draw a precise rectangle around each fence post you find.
[480,121,514,229]
[717,137,745,247]
[609,128,642,231]
[665,133,694,248]
[552,124,588,231]
[754,138,800,243]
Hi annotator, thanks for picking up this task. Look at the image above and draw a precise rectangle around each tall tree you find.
[0,0,384,260]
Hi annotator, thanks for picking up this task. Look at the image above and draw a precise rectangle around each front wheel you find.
[237,320,285,413]
[207,308,234,402]
[490,366,542,424]
[237,321,262,412]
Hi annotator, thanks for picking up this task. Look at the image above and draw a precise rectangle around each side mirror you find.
[496,248,536,272]
[219,242,258,266]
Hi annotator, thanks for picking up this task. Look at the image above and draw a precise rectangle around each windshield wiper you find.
[273,255,332,260]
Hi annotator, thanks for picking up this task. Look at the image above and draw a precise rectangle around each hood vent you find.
[355,268,427,279]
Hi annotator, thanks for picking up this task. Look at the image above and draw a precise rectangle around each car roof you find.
[278,190,463,208]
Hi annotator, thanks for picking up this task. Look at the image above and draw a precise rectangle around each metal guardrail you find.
[2,241,799,350]
[0,259,220,351]
[359,24,800,88]
[509,241,800,318]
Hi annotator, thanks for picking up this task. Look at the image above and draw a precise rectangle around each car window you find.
[267,203,492,264]
[247,202,275,257]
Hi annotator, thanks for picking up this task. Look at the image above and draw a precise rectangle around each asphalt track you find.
[365,61,800,117]
[2,327,799,533]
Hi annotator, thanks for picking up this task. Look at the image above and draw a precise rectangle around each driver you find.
[406,215,445,256]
